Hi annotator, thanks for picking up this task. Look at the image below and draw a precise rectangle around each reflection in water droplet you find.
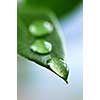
[29,20,53,37]
[47,57,69,83]
[30,39,52,54]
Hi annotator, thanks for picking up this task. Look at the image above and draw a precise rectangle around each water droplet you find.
[30,39,52,54]
[47,57,69,83]
[29,20,53,37]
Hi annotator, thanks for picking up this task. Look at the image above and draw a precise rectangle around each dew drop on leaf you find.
[30,39,52,54]
[47,57,69,83]
[29,20,53,37]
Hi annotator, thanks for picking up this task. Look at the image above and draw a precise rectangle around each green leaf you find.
[17,6,69,83]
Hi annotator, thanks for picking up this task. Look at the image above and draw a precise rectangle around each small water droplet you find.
[30,39,52,54]
[29,20,53,37]
[47,57,69,83]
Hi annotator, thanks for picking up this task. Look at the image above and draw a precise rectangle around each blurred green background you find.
[18,0,82,18]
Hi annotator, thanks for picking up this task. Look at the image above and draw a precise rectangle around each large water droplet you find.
[30,39,52,54]
[47,57,69,83]
[29,20,53,37]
